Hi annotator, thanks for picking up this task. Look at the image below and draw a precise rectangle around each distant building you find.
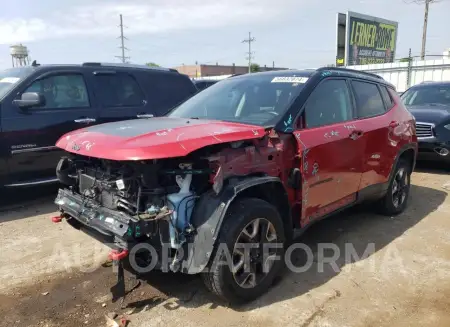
[173,63,288,78]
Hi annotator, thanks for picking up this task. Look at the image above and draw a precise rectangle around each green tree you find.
[146,62,160,67]
[399,57,412,63]
[250,63,260,73]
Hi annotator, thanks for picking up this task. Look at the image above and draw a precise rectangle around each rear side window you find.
[352,80,385,118]
[151,74,197,114]
[95,73,145,107]
[379,85,394,109]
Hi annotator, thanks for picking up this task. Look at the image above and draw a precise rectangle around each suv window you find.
[95,73,145,107]
[152,74,197,115]
[168,73,307,126]
[352,81,385,118]
[304,79,353,128]
[379,85,394,109]
[24,74,90,109]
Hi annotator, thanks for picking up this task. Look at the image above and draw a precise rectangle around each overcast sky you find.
[0,0,449,70]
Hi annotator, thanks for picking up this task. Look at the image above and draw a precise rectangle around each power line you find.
[242,32,255,73]
[115,14,130,63]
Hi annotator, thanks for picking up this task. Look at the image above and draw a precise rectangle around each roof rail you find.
[316,66,384,80]
[81,62,173,72]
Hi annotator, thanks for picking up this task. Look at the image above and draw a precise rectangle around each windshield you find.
[168,74,308,126]
[401,84,450,107]
[0,67,34,100]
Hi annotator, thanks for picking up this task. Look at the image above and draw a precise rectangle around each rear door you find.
[293,78,365,226]
[2,70,98,185]
[93,70,149,124]
[350,80,399,189]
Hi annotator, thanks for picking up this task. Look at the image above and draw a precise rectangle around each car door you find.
[350,80,399,190]
[2,71,98,185]
[293,78,365,226]
[93,71,149,124]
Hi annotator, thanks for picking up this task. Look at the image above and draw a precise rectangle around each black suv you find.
[0,62,197,187]
[401,81,450,161]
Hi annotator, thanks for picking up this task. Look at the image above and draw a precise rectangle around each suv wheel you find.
[378,159,411,216]
[202,198,285,304]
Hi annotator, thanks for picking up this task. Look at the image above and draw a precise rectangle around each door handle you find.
[136,114,154,118]
[389,121,400,128]
[349,130,364,140]
[74,117,96,123]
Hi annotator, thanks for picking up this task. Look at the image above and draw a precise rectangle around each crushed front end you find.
[54,154,212,255]
[54,154,214,302]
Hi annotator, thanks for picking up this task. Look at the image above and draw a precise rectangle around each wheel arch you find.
[182,176,292,274]
[389,143,417,184]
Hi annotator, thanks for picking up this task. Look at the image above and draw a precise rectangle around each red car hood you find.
[56,117,266,160]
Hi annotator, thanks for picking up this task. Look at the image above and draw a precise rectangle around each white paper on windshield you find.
[271,76,309,84]
[0,77,20,84]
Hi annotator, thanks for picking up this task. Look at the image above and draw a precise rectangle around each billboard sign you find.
[336,11,398,66]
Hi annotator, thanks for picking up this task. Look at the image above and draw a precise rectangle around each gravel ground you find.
[1,163,450,327]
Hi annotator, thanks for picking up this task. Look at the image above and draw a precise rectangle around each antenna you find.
[242,32,255,73]
[115,14,130,63]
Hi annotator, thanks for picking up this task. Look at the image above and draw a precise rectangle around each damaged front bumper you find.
[54,188,170,250]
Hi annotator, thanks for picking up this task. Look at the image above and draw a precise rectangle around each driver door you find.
[2,71,98,185]
[293,78,364,226]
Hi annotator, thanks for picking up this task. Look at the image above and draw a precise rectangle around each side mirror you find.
[13,92,45,109]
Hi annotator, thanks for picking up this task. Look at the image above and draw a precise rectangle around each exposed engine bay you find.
[55,153,216,256]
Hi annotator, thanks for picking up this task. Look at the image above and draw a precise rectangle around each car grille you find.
[415,122,434,139]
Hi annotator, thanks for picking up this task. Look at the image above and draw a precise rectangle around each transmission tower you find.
[115,14,130,63]
[242,32,255,73]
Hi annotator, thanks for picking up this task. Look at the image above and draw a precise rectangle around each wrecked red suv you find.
[54,67,417,303]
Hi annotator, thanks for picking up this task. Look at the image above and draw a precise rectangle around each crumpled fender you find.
[181,176,289,274]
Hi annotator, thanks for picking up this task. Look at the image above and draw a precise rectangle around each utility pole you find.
[407,48,412,88]
[115,14,130,63]
[421,0,431,60]
[404,0,439,60]
[242,32,255,73]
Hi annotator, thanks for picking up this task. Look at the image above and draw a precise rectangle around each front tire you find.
[377,159,411,216]
[202,198,286,304]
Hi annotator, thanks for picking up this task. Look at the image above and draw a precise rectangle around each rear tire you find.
[202,198,286,304]
[377,158,411,216]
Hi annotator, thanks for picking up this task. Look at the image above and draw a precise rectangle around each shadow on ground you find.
[124,184,447,311]
[1,184,446,327]
[0,185,58,223]
[414,160,450,175]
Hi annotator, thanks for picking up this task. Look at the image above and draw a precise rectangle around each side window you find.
[95,73,145,107]
[352,80,386,118]
[304,79,353,128]
[195,82,206,90]
[24,74,90,109]
[151,74,197,114]
[379,85,394,110]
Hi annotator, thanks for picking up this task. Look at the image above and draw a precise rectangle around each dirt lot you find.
[1,163,450,327]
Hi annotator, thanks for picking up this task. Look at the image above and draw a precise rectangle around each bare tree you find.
[404,0,440,60]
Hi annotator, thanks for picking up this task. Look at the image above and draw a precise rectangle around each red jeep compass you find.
[53,67,417,304]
